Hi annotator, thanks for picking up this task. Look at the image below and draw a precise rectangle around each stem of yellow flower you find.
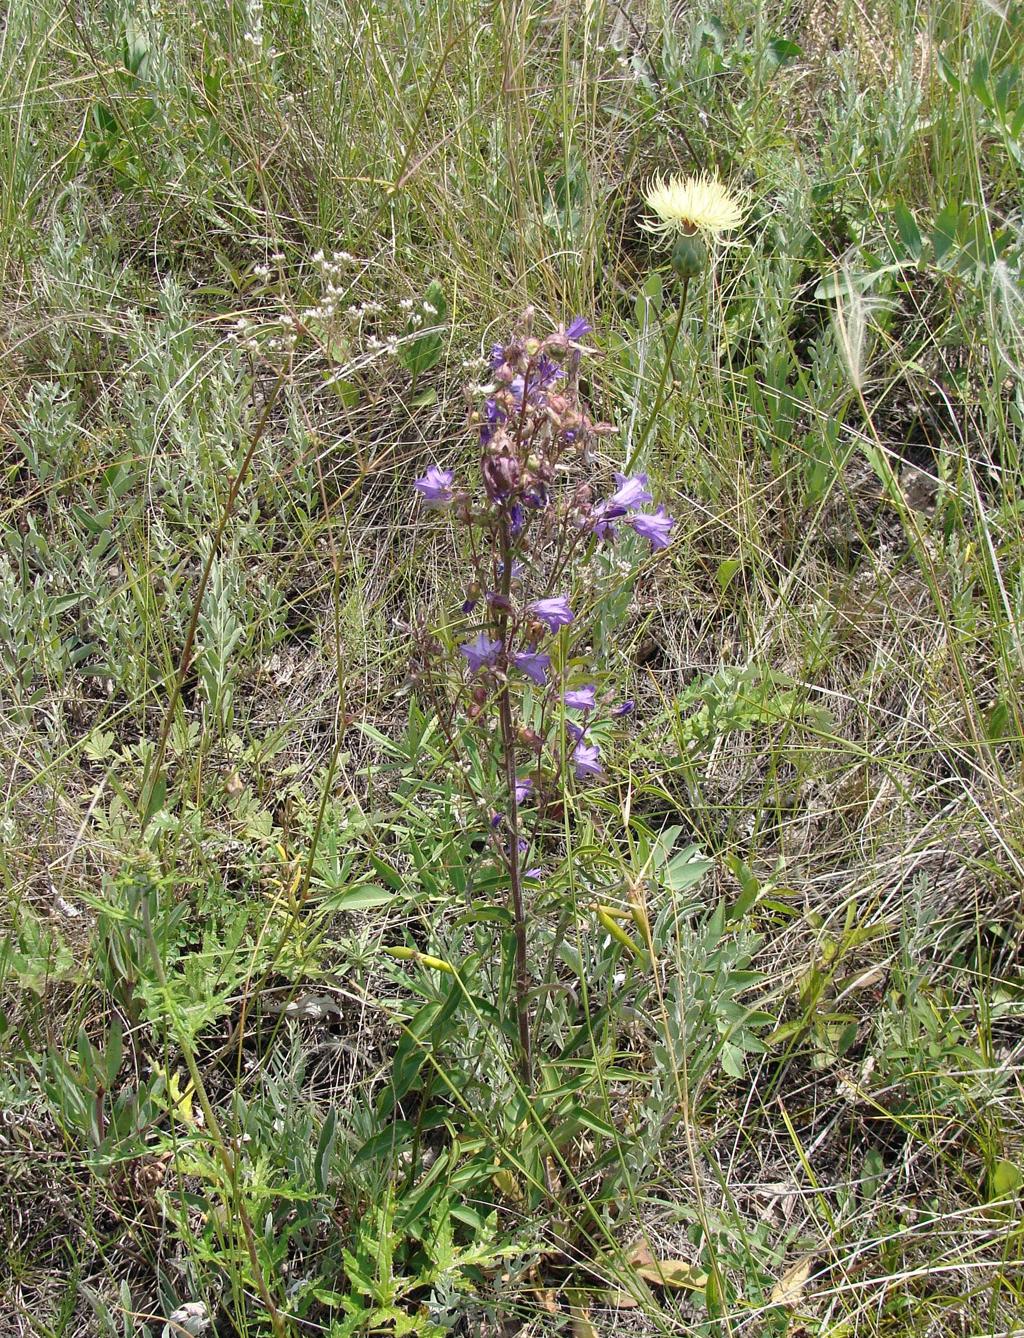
[624,277,689,475]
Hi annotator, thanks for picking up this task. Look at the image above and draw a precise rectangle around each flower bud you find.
[472,684,487,705]
[671,232,707,280]
[482,453,520,500]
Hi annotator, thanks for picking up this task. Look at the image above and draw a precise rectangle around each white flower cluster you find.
[231,252,451,365]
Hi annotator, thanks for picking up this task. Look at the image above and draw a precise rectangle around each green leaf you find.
[105,1018,123,1088]
[634,271,663,326]
[892,202,922,261]
[989,1160,1022,1201]
[664,846,713,892]
[354,1121,415,1165]
[314,1108,337,1192]
[766,37,802,68]
[326,375,360,408]
[716,558,742,591]
[320,883,394,912]
[931,202,962,263]
[398,280,447,379]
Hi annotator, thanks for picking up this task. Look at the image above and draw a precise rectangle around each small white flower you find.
[165,1301,210,1337]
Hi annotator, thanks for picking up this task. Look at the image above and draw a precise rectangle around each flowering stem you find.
[496,510,534,1092]
[623,277,689,475]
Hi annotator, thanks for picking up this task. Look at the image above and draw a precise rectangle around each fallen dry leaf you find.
[770,1254,815,1306]
[528,1287,559,1314]
[567,1288,600,1338]
[625,1238,655,1267]
[634,1258,708,1291]
[601,1288,639,1309]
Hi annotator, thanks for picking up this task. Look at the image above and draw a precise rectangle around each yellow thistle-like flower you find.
[642,172,744,240]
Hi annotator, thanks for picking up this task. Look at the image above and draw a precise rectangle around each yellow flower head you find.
[642,172,744,240]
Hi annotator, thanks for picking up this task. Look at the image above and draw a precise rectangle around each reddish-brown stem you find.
[496,509,533,1092]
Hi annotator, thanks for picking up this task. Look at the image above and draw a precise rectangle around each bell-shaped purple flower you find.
[512,650,550,685]
[589,502,616,540]
[611,700,635,717]
[629,506,675,551]
[514,776,533,805]
[573,739,603,778]
[534,357,563,390]
[607,472,653,514]
[564,684,597,711]
[460,632,502,673]
[530,596,574,632]
[565,316,592,340]
[414,465,454,507]
[479,398,505,445]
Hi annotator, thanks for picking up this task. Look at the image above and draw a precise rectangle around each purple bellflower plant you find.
[410,308,676,1087]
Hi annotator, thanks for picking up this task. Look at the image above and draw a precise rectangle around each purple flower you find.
[479,398,505,445]
[514,777,533,805]
[628,506,675,551]
[509,358,562,407]
[512,649,550,685]
[414,465,454,507]
[573,740,603,779]
[524,866,544,880]
[612,700,635,717]
[460,633,502,673]
[490,342,505,371]
[566,316,592,340]
[531,596,574,632]
[590,502,616,541]
[509,502,524,537]
[607,472,653,514]
[534,357,563,389]
[564,684,597,711]
[565,720,585,744]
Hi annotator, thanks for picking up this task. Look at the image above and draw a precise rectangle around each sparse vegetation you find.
[2,0,1023,1334]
